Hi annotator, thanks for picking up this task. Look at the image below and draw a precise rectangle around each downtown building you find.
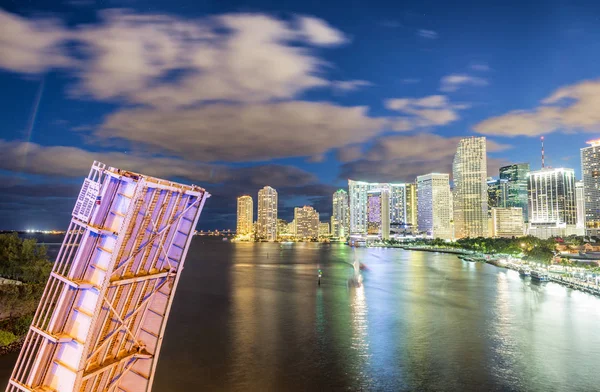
[453,137,489,238]
[236,195,253,236]
[581,140,600,235]
[499,163,530,222]
[417,173,452,239]
[348,180,409,238]
[490,207,524,238]
[257,186,278,241]
[367,188,390,240]
[528,167,580,239]
[576,180,585,229]
[331,189,349,238]
[294,206,319,239]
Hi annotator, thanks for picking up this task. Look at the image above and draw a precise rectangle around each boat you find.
[518,266,531,277]
[531,270,549,282]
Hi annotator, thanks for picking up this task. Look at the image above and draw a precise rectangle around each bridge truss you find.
[7,161,209,392]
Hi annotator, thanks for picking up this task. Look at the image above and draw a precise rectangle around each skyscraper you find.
[581,140,600,234]
[349,180,369,235]
[417,173,452,239]
[389,184,407,226]
[294,206,319,239]
[453,136,488,238]
[576,180,585,229]
[487,178,508,210]
[236,195,253,236]
[499,163,530,221]
[366,188,390,240]
[405,182,418,231]
[528,167,578,238]
[491,207,524,238]
[319,221,330,237]
[257,186,278,241]
[331,189,349,238]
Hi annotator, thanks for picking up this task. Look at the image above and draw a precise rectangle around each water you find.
[2,239,600,391]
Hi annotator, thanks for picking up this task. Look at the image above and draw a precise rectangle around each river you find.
[2,238,600,391]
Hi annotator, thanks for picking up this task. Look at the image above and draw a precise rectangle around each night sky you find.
[1,0,600,230]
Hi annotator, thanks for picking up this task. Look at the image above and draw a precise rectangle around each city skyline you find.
[4,1,600,231]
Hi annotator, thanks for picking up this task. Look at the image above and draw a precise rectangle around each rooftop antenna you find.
[541,136,545,169]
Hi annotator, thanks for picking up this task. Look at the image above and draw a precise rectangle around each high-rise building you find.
[236,195,253,236]
[331,189,349,238]
[257,186,278,241]
[528,168,579,238]
[319,221,330,237]
[576,180,585,229]
[389,184,407,226]
[366,188,390,239]
[453,137,488,238]
[405,183,418,230]
[294,206,319,239]
[487,178,508,210]
[499,163,530,222]
[349,180,369,235]
[491,207,524,238]
[581,140,600,234]
[277,218,289,235]
[417,173,452,239]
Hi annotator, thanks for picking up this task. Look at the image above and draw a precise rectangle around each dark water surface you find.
[2,238,600,391]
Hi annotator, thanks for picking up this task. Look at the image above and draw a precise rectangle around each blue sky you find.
[1,0,600,230]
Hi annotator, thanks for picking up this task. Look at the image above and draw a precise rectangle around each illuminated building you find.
[349,180,369,234]
[417,173,452,239]
[366,188,390,240]
[287,220,295,235]
[405,183,418,231]
[7,161,209,392]
[294,206,319,239]
[487,178,508,212]
[453,137,489,238]
[257,186,278,241]
[319,222,330,237]
[528,167,579,238]
[389,184,407,226]
[236,195,253,235]
[331,189,349,238]
[499,163,530,221]
[581,140,600,235]
[491,207,524,237]
[576,180,585,229]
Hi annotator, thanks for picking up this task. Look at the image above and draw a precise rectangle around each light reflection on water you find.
[2,239,600,391]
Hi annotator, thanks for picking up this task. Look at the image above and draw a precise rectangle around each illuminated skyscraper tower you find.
[348,180,369,235]
[453,137,489,238]
[236,195,253,236]
[7,161,209,392]
[581,139,600,235]
[331,189,349,238]
[294,206,319,239]
[417,173,451,239]
[257,186,278,241]
[499,163,530,221]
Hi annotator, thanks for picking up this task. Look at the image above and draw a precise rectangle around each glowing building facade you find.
[490,207,524,238]
[417,173,452,239]
[257,186,278,241]
[294,206,319,239]
[349,180,369,235]
[499,163,530,222]
[236,195,253,236]
[576,180,585,229]
[581,140,600,234]
[528,167,579,238]
[453,137,489,238]
[331,189,349,238]
[366,189,390,239]
[7,161,209,392]
[405,183,418,230]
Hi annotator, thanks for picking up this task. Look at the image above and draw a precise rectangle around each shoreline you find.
[0,336,24,357]
[387,245,600,297]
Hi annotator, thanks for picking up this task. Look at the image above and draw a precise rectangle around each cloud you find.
[440,74,488,92]
[417,29,438,39]
[97,101,386,162]
[0,10,71,73]
[384,95,468,130]
[297,16,347,46]
[331,80,373,92]
[470,63,491,72]
[474,79,600,137]
[339,134,510,182]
